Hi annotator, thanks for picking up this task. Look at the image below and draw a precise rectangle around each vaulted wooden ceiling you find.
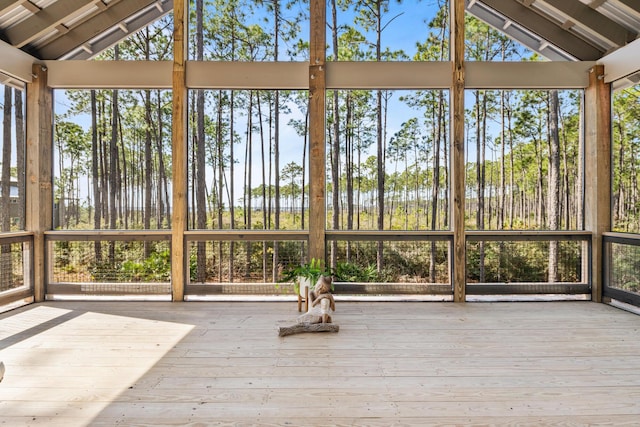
[0,0,172,60]
[468,0,640,61]
[0,0,638,61]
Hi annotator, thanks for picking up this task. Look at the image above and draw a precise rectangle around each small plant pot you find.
[298,276,312,297]
[297,276,312,312]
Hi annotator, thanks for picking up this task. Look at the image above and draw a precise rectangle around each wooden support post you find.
[451,0,466,302]
[171,0,187,301]
[308,0,326,262]
[584,64,611,303]
[25,64,53,303]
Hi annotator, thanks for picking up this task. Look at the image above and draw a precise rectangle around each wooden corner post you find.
[584,64,611,303]
[26,64,53,302]
[171,0,188,301]
[451,0,466,302]
[308,0,326,262]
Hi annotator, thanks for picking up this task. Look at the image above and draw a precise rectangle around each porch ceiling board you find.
[61,0,173,60]
[0,0,19,16]
[538,0,635,48]
[3,0,95,48]
[0,0,640,80]
[0,0,638,78]
[476,0,605,60]
[26,0,158,59]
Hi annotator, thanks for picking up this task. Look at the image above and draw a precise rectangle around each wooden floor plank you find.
[1,301,640,425]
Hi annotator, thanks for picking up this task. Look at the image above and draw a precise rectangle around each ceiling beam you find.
[0,38,35,83]
[43,60,595,90]
[536,0,635,48]
[466,61,595,88]
[44,60,171,88]
[327,62,451,89]
[598,37,640,83]
[5,0,95,48]
[467,0,575,60]
[188,62,308,89]
[478,0,604,60]
[30,0,157,59]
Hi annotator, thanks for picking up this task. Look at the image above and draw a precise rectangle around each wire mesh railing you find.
[185,230,308,296]
[466,231,591,296]
[0,232,32,309]
[326,231,453,297]
[604,232,640,307]
[38,229,601,301]
[46,231,171,297]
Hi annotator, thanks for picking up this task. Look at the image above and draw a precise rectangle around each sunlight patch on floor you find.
[0,308,194,421]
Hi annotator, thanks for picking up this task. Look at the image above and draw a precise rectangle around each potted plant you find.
[281,258,331,311]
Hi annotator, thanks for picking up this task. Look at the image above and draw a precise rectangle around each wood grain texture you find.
[278,322,339,336]
[1,301,639,425]
[451,0,466,302]
[170,0,187,301]
[308,0,326,261]
[584,64,611,303]
[25,64,53,303]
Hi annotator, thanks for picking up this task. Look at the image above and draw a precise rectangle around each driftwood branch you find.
[278,323,339,337]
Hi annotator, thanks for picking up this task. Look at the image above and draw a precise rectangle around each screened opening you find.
[327,0,449,62]
[612,82,640,234]
[464,89,583,231]
[54,89,173,231]
[187,89,309,231]
[326,89,449,231]
[189,0,309,62]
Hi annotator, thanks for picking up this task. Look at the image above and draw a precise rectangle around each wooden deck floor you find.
[1,300,640,426]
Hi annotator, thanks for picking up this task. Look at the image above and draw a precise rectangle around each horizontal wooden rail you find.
[326,230,453,242]
[40,230,594,243]
[466,230,592,242]
[185,230,308,241]
[467,283,590,295]
[603,232,640,245]
[45,230,171,241]
[0,232,33,244]
[0,288,34,307]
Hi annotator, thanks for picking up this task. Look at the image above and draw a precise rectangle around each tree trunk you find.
[1,86,12,287]
[273,0,282,277]
[195,0,207,282]
[91,91,102,261]
[330,0,340,269]
[15,89,24,231]
[109,49,120,261]
[474,90,485,282]
[430,91,444,281]
[259,92,268,281]
[144,89,153,254]
[1,86,12,232]
[156,90,170,226]
[346,93,354,258]
[548,90,560,282]
[499,92,506,230]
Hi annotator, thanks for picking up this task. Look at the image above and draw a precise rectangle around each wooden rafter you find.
[534,0,635,47]
[5,0,95,48]
[478,0,604,60]
[30,0,153,59]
